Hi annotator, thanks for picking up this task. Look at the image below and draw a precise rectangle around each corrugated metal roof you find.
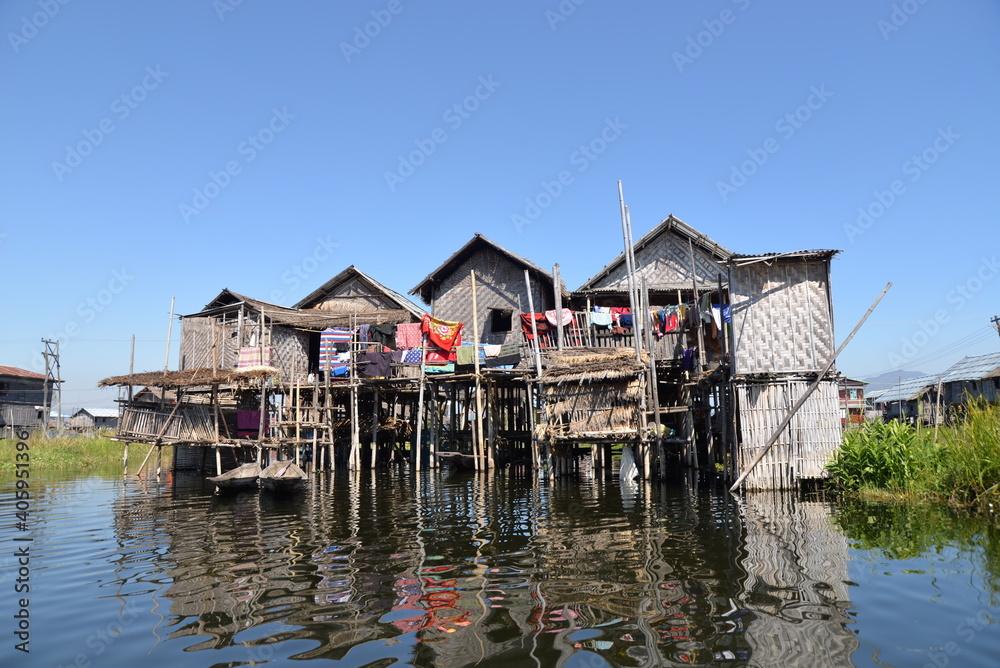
[0,365,48,380]
[74,408,119,419]
[940,352,1000,384]
[727,249,840,265]
[876,374,941,403]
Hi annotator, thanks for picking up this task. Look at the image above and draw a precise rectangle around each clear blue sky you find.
[2,1,998,410]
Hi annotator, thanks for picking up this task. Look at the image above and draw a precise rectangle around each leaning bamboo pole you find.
[730,282,892,492]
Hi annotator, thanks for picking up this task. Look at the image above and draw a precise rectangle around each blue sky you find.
[2,0,998,410]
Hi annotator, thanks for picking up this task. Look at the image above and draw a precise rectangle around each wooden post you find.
[689,238,705,373]
[553,264,564,351]
[163,296,175,372]
[523,270,543,378]
[123,442,129,475]
[471,270,486,469]
[414,334,428,472]
[643,279,664,479]
[371,386,380,469]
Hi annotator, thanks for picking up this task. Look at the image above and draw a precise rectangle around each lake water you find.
[2,466,998,667]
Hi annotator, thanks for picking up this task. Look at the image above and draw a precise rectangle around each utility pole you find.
[41,339,62,435]
[991,315,1000,341]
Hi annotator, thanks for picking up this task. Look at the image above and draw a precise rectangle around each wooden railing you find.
[118,404,216,443]
[529,311,686,360]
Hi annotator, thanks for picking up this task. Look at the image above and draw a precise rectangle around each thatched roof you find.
[540,348,649,385]
[184,288,416,328]
[99,367,278,388]
[409,233,557,303]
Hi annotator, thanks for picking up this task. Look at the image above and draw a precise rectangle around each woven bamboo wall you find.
[271,326,309,381]
[589,233,726,291]
[730,260,834,375]
[739,493,857,665]
[734,379,842,489]
[430,247,552,346]
[179,316,213,371]
[312,276,401,312]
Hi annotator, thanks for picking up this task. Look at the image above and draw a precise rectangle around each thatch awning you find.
[99,367,278,388]
[540,348,648,385]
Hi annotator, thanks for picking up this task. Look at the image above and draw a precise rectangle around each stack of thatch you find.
[538,349,647,440]
[99,366,279,389]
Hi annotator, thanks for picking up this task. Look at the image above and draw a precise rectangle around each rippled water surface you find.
[2,467,999,667]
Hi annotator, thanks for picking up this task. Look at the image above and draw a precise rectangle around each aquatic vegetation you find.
[827,400,1000,509]
[0,433,170,473]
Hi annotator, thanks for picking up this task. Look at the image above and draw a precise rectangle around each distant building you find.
[838,378,867,425]
[872,375,943,424]
[69,408,119,431]
[0,365,54,433]
[939,352,1000,406]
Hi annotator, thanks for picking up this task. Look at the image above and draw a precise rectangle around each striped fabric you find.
[237,346,272,369]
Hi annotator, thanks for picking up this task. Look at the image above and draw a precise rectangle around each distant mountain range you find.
[861,370,926,394]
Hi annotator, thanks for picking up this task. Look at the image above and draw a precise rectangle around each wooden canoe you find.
[259,460,307,493]
[436,451,477,471]
[208,462,261,492]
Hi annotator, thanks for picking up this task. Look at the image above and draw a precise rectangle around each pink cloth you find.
[544,308,573,326]
[395,322,423,349]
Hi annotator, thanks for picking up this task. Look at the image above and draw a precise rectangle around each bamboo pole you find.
[163,296,175,372]
[414,334,428,472]
[471,270,486,470]
[624,203,643,355]
[523,270,543,378]
[730,282,892,492]
[371,386,379,469]
[553,264,564,351]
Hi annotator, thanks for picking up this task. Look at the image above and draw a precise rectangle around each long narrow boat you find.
[259,460,308,494]
[208,462,261,493]
[435,451,477,471]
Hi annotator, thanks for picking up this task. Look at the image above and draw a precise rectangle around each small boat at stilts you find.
[259,460,308,494]
[436,451,477,471]
[208,462,261,493]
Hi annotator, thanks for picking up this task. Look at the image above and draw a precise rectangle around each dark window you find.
[490,308,513,333]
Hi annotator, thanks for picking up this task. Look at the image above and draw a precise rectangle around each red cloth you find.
[425,346,457,363]
[421,314,463,353]
[519,313,551,340]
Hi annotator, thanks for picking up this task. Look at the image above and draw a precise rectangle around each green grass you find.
[0,432,170,473]
[827,399,1000,509]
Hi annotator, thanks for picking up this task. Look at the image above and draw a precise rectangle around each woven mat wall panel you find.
[731,260,834,375]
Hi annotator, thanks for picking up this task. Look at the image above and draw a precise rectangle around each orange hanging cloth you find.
[421,314,463,353]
